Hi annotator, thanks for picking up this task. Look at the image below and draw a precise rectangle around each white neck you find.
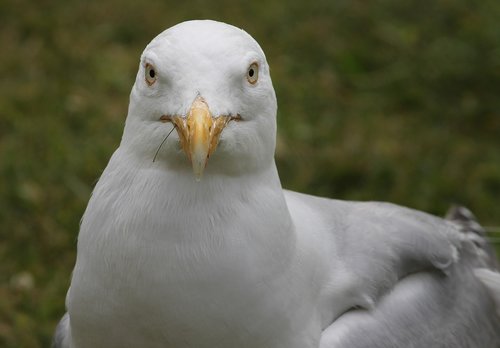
[78,146,295,270]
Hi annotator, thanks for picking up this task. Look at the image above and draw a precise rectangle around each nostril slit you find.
[159,115,171,123]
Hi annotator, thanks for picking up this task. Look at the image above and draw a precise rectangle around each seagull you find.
[53,20,500,348]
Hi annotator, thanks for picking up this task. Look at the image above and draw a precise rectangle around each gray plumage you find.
[52,312,69,348]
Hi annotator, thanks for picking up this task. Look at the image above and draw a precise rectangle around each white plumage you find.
[53,20,500,348]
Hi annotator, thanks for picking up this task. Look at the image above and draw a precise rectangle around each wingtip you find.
[445,205,485,236]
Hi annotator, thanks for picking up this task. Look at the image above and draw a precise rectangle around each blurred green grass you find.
[1,0,499,346]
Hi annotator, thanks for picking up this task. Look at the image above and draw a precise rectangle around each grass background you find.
[1,0,499,346]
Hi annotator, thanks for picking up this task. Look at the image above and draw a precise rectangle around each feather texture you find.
[53,20,500,348]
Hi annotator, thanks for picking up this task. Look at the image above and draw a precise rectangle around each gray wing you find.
[317,203,500,348]
[320,248,500,347]
[52,312,71,348]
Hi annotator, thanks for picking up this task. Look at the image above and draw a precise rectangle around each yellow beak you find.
[170,96,231,181]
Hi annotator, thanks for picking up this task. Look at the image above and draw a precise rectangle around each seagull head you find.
[122,20,277,180]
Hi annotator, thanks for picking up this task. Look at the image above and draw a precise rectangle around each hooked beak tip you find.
[169,96,233,181]
[192,157,207,182]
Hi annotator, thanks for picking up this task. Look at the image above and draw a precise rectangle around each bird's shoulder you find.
[284,189,461,256]
[284,190,464,306]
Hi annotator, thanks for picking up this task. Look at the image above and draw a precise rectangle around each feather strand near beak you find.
[152,125,177,163]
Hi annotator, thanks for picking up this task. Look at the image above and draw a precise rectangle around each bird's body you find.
[68,153,317,348]
[54,20,500,348]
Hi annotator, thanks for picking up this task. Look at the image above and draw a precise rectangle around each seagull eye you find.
[246,62,259,85]
[145,63,157,86]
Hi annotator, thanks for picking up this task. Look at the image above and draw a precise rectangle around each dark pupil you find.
[248,68,254,77]
[149,69,155,78]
